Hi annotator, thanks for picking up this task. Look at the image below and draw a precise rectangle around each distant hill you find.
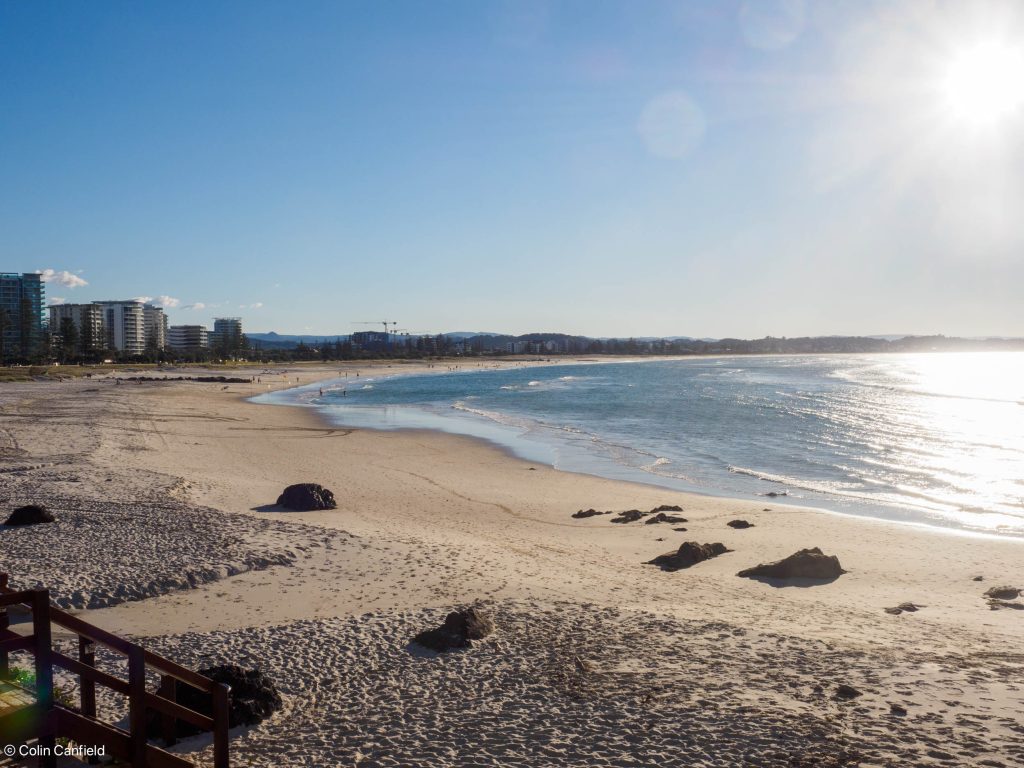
[246,330,1024,354]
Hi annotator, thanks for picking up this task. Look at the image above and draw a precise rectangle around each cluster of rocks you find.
[412,607,495,652]
[645,543,849,585]
[120,375,251,383]
[277,483,337,511]
[3,504,54,527]
[571,505,688,525]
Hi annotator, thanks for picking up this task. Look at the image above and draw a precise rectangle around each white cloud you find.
[38,269,88,288]
[133,296,154,304]
[47,297,67,306]
[183,302,207,311]
[153,295,180,308]
[249,302,264,309]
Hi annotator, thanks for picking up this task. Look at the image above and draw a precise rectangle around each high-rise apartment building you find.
[48,303,106,353]
[143,304,168,351]
[95,301,147,355]
[168,325,209,351]
[210,317,244,355]
[0,272,45,361]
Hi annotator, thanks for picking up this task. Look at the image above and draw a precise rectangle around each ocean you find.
[257,353,1024,537]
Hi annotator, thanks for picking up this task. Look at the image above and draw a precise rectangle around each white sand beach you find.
[2,364,1023,767]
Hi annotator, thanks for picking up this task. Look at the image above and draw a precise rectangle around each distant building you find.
[48,303,106,353]
[0,273,45,360]
[168,325,209,351]
[143,304,168,351]
[210,317,244,355]
[95,301,147,355]
[351,330,389,351]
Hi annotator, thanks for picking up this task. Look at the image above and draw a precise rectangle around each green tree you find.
[58,317,78,363]
[0,307,9,364]
[19,297,38,359]
[80,315,94,356]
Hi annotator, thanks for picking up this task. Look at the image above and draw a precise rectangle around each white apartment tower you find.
[143,304,168,350]
[168,325,209,350]
[95,301,147,355]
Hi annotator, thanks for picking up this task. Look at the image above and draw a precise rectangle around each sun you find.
[940,41,1024,126]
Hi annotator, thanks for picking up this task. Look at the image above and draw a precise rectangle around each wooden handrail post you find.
[78,637,100,765]
[0,574,8,678]
[158,674,178,746]
[77,637,97,717]
[31,589,56,768]
[127,646,147,768]
[213,682,230,768]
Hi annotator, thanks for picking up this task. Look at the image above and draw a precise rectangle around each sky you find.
[2,0,1023,338]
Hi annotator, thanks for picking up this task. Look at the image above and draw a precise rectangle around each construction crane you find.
[354,320,399,335]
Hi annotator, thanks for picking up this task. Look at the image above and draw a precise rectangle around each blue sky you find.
[2,0,1023,337]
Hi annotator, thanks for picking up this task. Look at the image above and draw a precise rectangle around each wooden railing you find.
[0,573,230,767]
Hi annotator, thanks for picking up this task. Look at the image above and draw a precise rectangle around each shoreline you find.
[259,361,1024,543]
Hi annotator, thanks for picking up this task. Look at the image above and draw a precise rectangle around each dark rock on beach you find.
[276,483,337,511]
[4,504,55,526]
[650,504,683,513]
[572,508,613,519]
[610,509,648,524]
[413,607,495,652]
[150,664,282,739]
[884,602,924,615]
[647,541,731,572]
[727,519,754,529]
[984,585,1021,600]
[988,599,1024,611]
[644,512,688,525]
[737,547,845,581]
[835,684,862,700]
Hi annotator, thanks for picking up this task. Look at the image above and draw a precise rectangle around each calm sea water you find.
[258,353,1024,537]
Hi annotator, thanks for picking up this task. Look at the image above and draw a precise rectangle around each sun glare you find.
[940,41,1024,126]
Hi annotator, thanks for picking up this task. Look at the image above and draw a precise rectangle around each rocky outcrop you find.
[647,542,731,572]
[650,504,683,513]
[727,519,754,529]
[150,664,282,739]
[413,607,495,652]
[4,505,54,526]
[737,548,845,581]
[277,483,337,511]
